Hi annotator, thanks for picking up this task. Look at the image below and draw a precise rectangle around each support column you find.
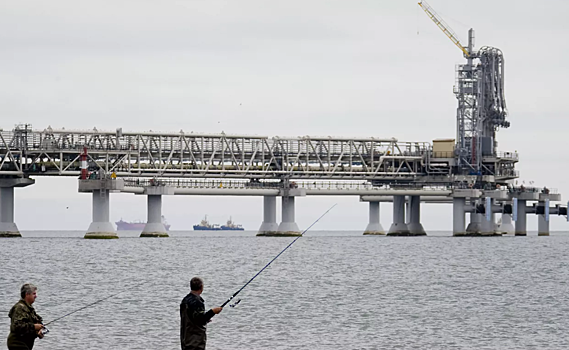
[363,201,385,235]
[452,197,466,236]
[141,195,168,237]
[515,199,527,236]
[497,213,515,235]
[0,178,34,238]
[407,195,426,236]
[257,196,279,236]
[275,196,301,236]
[466,212,482,234]
[0,188,20,237]
[405,201,411,225]
[480,198,498,236]
[85,189,118,239]
[388,195,410,236]
[466,200,482,234]
[538,201,550,236]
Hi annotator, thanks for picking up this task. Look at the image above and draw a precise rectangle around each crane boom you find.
[418,1,470,58]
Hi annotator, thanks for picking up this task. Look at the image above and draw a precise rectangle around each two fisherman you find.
[7,279,223,350]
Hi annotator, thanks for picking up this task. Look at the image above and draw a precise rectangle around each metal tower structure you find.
[419,1,510,175]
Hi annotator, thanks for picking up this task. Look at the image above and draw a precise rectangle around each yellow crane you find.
[418,1,471,58]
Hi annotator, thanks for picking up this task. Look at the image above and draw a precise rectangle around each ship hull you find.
[193,225,222,231]
[220,226,245,231]
[193,226,244,231]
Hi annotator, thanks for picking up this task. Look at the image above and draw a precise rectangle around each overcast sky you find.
[1,0,568,231]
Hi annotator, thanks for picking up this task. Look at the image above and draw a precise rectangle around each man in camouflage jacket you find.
[180,277,223,350]
[7,284,45,350]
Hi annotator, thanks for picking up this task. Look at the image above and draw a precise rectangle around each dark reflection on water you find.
[1,231,569,350]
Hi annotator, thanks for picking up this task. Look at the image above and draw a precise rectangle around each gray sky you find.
[1,0,568,231]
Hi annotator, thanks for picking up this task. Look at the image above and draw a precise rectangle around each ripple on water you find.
[1,232,569,349]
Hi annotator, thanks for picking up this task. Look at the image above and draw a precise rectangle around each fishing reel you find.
[229,299,241,308]
[40,326,49,335]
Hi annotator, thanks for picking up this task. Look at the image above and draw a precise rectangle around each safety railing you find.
[123,178,281,189]
[493,152,519,161]
[121,178,456,192]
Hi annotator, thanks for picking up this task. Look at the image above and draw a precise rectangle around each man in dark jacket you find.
[7,284,45,350]
[180,277,223,350]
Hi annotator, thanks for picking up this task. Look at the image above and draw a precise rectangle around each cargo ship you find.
[221,217,244,231]
[193,216,221,231]
[193,216,244,231]
[115,215,171,231]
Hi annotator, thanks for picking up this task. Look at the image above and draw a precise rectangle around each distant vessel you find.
[221,217,244,231]
[116,215,171,231]
[193,216,244,231]
[193,216,221,231]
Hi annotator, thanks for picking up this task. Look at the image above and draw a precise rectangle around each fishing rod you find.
[42,281,147,330]
[220,204,337,308]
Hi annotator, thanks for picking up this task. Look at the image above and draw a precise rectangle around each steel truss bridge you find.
[0,125,518,185]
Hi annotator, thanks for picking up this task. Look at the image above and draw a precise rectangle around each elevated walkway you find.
[1,126,436,181]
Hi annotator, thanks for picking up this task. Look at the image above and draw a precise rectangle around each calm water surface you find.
[1,230,569,350]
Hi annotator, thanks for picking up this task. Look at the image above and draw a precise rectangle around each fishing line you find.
[220,204,337,308]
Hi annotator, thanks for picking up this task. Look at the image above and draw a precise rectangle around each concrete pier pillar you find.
[466,199,483,234]
[275,196,301,236]
[388,195,410,236]
[515,199,527,236]
[407,195,426,235]
[257,196,279,236]
[452,197,466,236]
[0,178,34,237]
[363,201,385,235]
[538,202,550,236]
[538,215,549,236]
[480,198,498,236]
[497,214,515,235]
[0,188,20,237]
[491,211,497,233]
[85,189,118,239]
[141,195,168,237]
[466,213,483,234]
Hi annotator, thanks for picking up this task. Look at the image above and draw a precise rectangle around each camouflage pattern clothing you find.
[7,299,43,350]
[180,292,215,350]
